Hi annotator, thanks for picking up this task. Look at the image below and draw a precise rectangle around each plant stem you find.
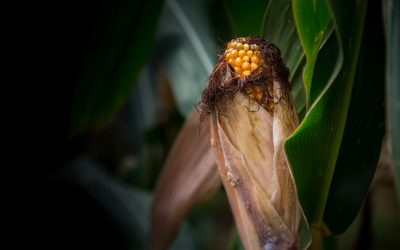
[309,227,323,250]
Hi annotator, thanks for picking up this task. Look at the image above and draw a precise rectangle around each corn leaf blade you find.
[384,0,400,199]
[323,0,386,232]
[71,0,164,133]
[292,0,332,109]
[261,0,306,117]
[155,0,217,116]
[223,0,270,37]
[285,0,368,228]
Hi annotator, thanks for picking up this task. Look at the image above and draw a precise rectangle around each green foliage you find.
[223,0,269,36]
[323,0,385,233]
[155,0,216,116]
[261,0,306,116]
[62,158,197,249]
[292,0,332,108]
[71,0,164,133]
[64,0,397,248]
[286,0,369,226]
[385,0,400,198]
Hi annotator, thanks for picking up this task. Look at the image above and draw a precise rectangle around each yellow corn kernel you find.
[234,57,242,67]
[236,42,243,50]
[251,56,260,64]
[250,44,258,51]
[234,67,242,76]
[225,39,263,78]
[248,86,262,102]
[242,62,251,71]
[231,49,238,58]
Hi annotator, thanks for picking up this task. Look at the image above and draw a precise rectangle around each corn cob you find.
[200,37,302,250]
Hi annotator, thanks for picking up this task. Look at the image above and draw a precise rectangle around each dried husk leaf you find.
[150,111,220,250]
[210,89,301,249]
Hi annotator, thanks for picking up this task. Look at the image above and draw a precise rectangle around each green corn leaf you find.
[155,0,217,116]
[223,0,269,37]
[262,0,303,77]
[261,0,306,117]
[292,0,332,109]
[323,0,386,233]
[285,0,368,231]
[385,0,400,199]
[64,158,197,249]
[71,0,164,133]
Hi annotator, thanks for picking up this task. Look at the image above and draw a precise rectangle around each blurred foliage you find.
[70,0,164,133]
[384,0,400,199]
[27,0,399,249]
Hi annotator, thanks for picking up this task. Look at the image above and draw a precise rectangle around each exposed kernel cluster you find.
[224,39,262,77]
[246,86,274,110]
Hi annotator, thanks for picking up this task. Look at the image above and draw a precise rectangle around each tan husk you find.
[150,110,220,250]
[204,37,302,249]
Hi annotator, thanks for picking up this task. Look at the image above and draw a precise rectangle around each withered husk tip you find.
[199,36,290,118]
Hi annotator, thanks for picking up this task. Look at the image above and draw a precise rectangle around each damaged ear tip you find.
[199,36,290,116]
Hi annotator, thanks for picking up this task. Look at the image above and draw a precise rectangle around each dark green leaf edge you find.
[285,0,369,228]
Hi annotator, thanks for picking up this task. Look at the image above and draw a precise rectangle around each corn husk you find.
[150,110,220,250]
[201,37,303,249]
[208,72,302,248]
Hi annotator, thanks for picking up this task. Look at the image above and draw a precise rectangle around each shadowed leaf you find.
[223,0,270,36]
[323,0,386,233]
[71,0,164,133]
[155,0,217,116]
[384,0,400,199]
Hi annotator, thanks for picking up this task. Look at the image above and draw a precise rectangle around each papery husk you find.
[209,85,301,249]
[150,110,220,250]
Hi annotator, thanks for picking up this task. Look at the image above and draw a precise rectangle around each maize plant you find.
[58,0,399,249]
[149,0,398,249]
